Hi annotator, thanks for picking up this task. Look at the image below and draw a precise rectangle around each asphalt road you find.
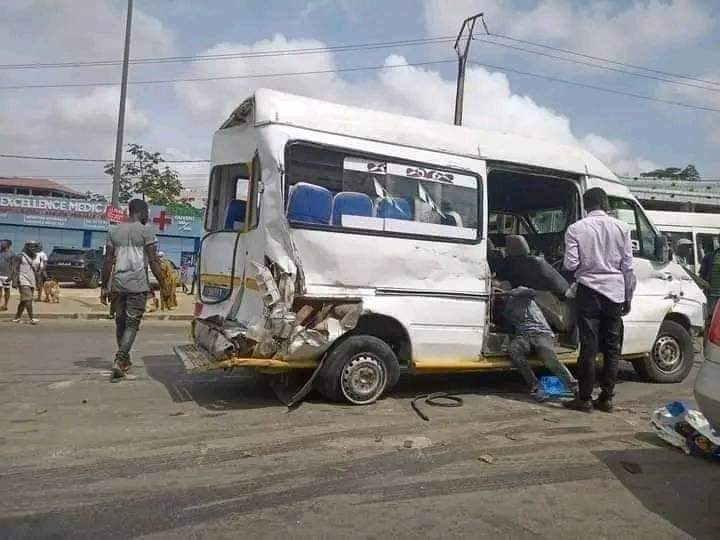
[1,321,718,539]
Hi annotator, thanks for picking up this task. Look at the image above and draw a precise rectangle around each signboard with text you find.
[0,195,204,238]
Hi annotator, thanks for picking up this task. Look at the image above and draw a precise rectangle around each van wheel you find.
[317,335,400,405]
[633,320,694,383]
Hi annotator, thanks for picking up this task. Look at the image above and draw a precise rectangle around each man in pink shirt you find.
[563,188,636,413]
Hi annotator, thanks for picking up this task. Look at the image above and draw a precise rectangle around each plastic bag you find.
[651,401,720,458]
[535,376,574,402]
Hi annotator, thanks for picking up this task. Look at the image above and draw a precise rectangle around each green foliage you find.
[104,144,185,204]
[83,191,108,203]
[640,165,701,181]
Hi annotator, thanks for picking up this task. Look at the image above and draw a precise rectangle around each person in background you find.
[699,238,720,316]
[0,240,15,311]
[158,252,178,311]
[101,199,165,381]
[497,283,578,399]
[13,242,39,324]
[563,187,636,413]
[32,242,48,302]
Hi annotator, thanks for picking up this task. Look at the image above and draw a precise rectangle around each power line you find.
[0,153,209,163]
[469,60,720,114]
[475,38,720,94]
[490,32,720,89]
[0,36,455,70]
[0,58,455,90]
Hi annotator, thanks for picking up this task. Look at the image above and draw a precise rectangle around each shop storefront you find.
[0,194,203,265]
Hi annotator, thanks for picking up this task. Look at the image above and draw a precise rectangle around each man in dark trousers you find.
[563,188,636,412]
[100,199,165,381]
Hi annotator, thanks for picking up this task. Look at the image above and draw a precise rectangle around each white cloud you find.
[175,35,654,175]
[421,0,714,62]
[50,88,149,136]
[175,34,341,124]
[0,1,174,193]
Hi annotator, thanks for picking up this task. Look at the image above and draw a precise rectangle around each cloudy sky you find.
[1,0,719,196]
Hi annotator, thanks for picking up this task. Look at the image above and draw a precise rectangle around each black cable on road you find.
[411,392,464,421]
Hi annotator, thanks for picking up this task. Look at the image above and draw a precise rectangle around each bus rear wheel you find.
[317,335,400,405]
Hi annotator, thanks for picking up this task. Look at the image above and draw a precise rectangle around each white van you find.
[176,89,707,404]
[646,210,720,275]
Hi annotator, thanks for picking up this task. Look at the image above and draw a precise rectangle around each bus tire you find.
[632,320,694,383]
[317,335,400,405]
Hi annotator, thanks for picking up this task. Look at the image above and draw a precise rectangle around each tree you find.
[640,164,701,181]
[83,191,108,203]
[104,143,184,204]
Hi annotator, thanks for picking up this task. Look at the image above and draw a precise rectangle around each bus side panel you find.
[361,294,488,366]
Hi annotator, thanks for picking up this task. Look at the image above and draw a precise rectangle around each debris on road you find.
[375,435,383,443]
[543,417,560,423]
[651,401,720,459]
[240,450,255,458]
[403,439,413,449]
[621,461,643,474]
[478,454,495,464]
[169,411,186,417]
[35,408,48,415]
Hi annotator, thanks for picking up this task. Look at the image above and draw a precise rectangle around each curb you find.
[0,313,193,321]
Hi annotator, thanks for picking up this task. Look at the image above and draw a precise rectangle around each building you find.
[0,178,203,265]
[624,176,720,213]
[0,177,85,198]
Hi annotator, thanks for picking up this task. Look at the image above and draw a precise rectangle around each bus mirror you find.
[655,235,670,264]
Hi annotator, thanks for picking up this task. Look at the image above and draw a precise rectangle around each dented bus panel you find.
[174,89,706,405]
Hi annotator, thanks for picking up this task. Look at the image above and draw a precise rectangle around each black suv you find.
[47,248,104,288]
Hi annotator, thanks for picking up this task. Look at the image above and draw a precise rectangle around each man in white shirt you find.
[563,188,636,413]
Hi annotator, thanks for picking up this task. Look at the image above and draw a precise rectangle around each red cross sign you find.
[153,211,172,232]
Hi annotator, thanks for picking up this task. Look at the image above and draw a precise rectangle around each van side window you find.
[607,197,656,259]
[285,142,479,242]
[205,158,260,233]
[698,233,720,262]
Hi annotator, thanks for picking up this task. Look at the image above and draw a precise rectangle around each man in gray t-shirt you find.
[498,285,578,398]
[101,199,165,381]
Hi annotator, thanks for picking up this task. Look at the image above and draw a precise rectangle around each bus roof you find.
[221,88,617,181]
[647,210,720,229]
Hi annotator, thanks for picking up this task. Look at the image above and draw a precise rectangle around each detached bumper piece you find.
[174,344,217,373]
[174,343,319,373]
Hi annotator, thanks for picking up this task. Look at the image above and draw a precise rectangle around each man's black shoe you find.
[563,398,593,413]
[593,398,614,413]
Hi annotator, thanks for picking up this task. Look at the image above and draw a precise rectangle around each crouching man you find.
[499,284,578,399]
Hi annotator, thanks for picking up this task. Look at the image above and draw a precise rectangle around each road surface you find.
[1,321,718,539]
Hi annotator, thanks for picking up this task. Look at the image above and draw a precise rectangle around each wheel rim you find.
[340,354,386,405]
[652,335,683,374]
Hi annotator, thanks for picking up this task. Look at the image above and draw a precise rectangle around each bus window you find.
[285,142,479,242]
[665,231,695,266]
[698,233,719,261]
[205,160,260,232]
[608,197,657,260]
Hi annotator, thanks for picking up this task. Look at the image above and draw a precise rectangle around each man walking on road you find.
[101,199,165,381]
[0,240,14,311]
[563,188,636,413]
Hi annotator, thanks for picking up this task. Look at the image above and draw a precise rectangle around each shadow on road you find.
[594,447,720,539]
[142,354,280,411]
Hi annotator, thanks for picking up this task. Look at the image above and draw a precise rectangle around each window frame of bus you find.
[204,155,261,233]
[607,196,660,261]
[283,140,482,245]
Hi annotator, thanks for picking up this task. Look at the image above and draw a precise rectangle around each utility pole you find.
[453,13,487,126]
[111,0,133,208]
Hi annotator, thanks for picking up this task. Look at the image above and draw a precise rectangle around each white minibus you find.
[175,89,707,404]
[646,210,720,275]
